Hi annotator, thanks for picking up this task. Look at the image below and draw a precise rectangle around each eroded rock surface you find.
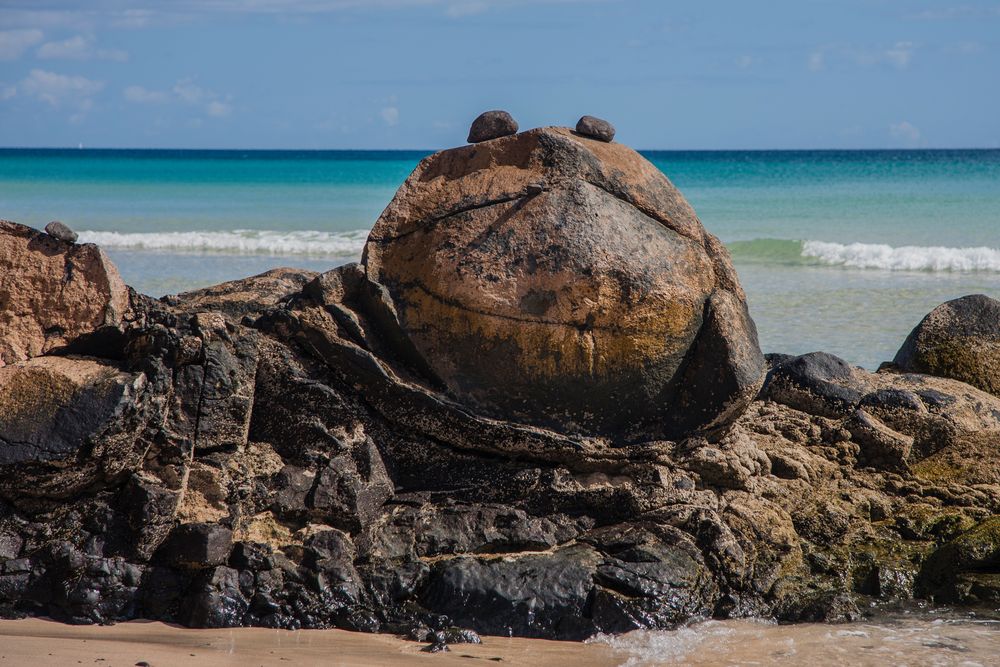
[366,126,764,441]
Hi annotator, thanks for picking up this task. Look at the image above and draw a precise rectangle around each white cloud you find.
[908,6,1000,20]
[883,41,914,68]
[380,106,400,126]
[110,9,156,28]
[1,84,16,100]
[172,78,207,104]
[123,85,168,103]
[19,68,103,108]
[890,120,922,146]
[734,54,755,69]
[809,42,918,71]
[951,40,985,55]
[0,29,43,61]
[123,78,234,118]
[445,1,490,17]
[37,34,129,62]
[206,100,232,117]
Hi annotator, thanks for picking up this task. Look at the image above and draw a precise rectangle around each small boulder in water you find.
[467,110,518,143]
[44,220,78,243]
[893,294,1000,397]
[575,115,615,142]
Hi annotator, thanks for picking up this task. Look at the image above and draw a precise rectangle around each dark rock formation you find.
[44,221,78,244]
[2,130,1000,642]
[894,294,1000,397]
[467,110,518,143]
[575,115,615,142]
[366,126,764,441]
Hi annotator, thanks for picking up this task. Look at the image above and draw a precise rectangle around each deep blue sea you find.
[2,147,999,368]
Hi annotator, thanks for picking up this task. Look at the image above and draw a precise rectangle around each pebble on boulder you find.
[467,110,518,143]
[44,220,78,243]
[575,115,615,142]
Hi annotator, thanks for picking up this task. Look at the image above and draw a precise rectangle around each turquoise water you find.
[2,148,999,368]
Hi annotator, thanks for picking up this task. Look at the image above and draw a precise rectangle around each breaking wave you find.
[77,229,370,257]
[728,238,1000,272]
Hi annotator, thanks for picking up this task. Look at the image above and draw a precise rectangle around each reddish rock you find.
[0,220,129,364]
[365,127,764,441]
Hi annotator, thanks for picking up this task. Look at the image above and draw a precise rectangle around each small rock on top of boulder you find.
[894,294,1000,396]
[44,220,79,243]
[467,110,518,143]
[365,125,764,442]
[575,115,615,142]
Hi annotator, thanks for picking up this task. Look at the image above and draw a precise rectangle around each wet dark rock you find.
[575,115,615,142]
[44,220,78,243]
[467,110,518,143]
[156,524,233,568]
[764,352,864,418]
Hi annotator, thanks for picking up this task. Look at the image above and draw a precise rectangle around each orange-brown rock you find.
[0,220,129,364]
[364,127,765,440]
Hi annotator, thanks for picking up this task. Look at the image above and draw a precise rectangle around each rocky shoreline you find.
[2,120,1000,649]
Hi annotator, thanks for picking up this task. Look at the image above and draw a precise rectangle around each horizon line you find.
[1,145,999,153]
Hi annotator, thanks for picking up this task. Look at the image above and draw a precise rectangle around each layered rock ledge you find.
[2,130,1000,643]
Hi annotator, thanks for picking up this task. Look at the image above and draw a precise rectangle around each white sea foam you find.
[802,240,1000,272]
[589,616,1000,666]
[77,229,370,257]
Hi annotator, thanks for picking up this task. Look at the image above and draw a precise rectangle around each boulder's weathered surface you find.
[467,110,518,143]
[894,294,1000,397]
[365,126,764,441]
[3,130,1000,644]
[0,220,129,364]
[575,115,615,142]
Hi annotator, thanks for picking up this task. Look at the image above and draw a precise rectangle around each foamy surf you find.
[589,614,1000,666]
[77,229,370,257]
[729,238,1000,272]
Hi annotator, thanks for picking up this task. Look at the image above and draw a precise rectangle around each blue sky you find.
[0,0,998,149]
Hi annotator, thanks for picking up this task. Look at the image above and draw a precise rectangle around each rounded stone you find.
[365,127,764,441]
[894,294,1000,397]
[575,115,615,142]
[467,110,518,143]
[45,220,78,243]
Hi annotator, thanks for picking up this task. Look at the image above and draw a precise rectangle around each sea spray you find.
[78,229,370,257]
[728,238,1000,272]
[802,240,1000,272]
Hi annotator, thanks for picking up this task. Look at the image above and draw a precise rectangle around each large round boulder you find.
[363,126,764,441]
[894,294,1000,397]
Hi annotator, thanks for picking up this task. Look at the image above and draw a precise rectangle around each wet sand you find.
[0,618,618,667]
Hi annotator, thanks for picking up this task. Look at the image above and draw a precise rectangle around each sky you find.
[0,0,998,150]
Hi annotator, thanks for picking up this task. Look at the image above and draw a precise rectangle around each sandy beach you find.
[0,619,619,667]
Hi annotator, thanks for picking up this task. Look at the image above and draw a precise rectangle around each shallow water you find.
[2,147,999,368]
[592,610,1000,666]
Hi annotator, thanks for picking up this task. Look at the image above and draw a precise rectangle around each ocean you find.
[2,147,998,369]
